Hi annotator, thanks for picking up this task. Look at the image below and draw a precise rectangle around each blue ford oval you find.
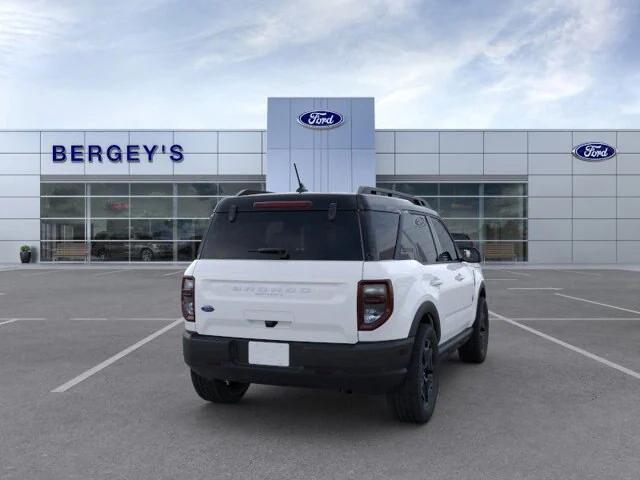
[572,142,616,161]
[297,110,344,129]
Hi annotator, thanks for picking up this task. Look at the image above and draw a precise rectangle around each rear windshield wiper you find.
[248,247,290,259]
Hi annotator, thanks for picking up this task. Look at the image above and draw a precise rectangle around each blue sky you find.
[0,0,639,129]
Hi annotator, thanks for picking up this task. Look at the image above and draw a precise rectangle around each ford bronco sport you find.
[182,186,488,424]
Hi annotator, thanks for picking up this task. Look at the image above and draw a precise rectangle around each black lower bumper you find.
[183,331,414,394]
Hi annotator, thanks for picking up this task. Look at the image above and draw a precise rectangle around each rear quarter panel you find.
[359,260,440,342]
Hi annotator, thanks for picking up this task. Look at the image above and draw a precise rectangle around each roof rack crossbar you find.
[357,186,430,208]
[236,189,273,196]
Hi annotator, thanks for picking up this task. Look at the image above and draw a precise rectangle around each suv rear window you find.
[200,211,363,261]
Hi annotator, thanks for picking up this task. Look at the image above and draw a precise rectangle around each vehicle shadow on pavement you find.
[188,357,470,432]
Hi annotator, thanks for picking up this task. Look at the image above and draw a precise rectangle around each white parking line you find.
[51,319,182,393]
[507,287,563,291]
[510,317,640,321]
[93,269,129,277]
[490,310,640,380]
[162,270,184,277]
[69,317,176,321]
[557,270,602,277]
[503,270,532,277]
[485,278,520,281]
[0,319,18,326]
[555,293,640,315]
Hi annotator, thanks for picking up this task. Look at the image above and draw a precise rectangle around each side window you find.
[430,217,458,262]
[397,213,438,263]
[362,211,400,261]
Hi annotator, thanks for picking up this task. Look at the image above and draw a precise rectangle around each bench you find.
[53,243,88,262]
[483,243,516,262]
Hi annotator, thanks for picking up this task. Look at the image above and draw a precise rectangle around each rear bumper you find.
[183,331,414,394]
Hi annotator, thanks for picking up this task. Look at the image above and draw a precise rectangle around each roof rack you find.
[357,186,431,208]
[236,189,272,196]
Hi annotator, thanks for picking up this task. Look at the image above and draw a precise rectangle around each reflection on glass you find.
[438,197,479,218]
[41,198,85,218]
[130,197,172,217]
[131,219,173,240]
[177,219,209,240]
[484,197,526,218]
[484,183,527,196]
[177,183,218,196]
[91,219,129,240]
[90,242,129,261]
[91,197,129,218]
[130,242,174,262]
[41,183,84,196]
[131,183,173,196]
[177,241,201,261]
[442,219,480,240]
[394,183,438,196]
[440,183,480,196]
[90,183,128,196]
[177,197,217,218]
[483,220,527,240]
[41,220,85,241]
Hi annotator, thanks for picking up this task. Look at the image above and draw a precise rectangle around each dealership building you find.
[1,97,639,264]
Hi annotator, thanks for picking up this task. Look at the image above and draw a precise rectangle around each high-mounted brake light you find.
[357,280,393,331]
[181,276,195,321]
[253,200,313,209]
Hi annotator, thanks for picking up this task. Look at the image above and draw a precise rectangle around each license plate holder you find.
[248,341,289,367]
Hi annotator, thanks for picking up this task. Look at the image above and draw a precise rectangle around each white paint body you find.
[185,257,483,346]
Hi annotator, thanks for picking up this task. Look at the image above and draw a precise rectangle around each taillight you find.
[181,276,195,321]
[357,280,393,330]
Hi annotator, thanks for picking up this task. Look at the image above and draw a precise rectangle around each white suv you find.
[182,187,488,424]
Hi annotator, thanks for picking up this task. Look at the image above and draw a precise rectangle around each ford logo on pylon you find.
[572,142,616,161]
[297,110,344,129]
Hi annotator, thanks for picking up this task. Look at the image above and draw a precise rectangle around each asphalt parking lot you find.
[0,265,639,479]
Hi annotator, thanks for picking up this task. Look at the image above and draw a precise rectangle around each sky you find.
[0,0,639,129]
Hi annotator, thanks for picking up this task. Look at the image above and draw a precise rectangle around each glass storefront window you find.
[90,242,129,261]
[394,183,438,196]
[131,219,173,240]
[130,197,173,218]
[177,197,217,218]
[41,183,85,196]
[131,183,173,196]
[41,197,85,218]
[91,197,130,218]
[440,183,480,196]
[481,241,527,262]
[177,219,210,240]
[177,183,219,196]
[483,219,527,241]
[484,197,527,218]
[439,197,480,218]
[484,183,527,196]
[219,182,263,196]
[91,183,128,196]
[91,219,129,240]
[442,219,480,240]
[41,220,85,241]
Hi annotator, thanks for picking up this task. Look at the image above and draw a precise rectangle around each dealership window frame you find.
[377,181,528,262]
[40,180,265,263]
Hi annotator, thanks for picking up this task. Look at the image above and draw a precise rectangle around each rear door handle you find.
[430,278,443,287]
[455,273,465,281]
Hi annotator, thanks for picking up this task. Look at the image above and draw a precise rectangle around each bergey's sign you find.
[297,110,344,129]
[52,144,184,163]
[572,142,616,162]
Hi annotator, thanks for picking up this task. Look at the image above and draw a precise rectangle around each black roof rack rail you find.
[236,189,272,196]
[357,186,431,208]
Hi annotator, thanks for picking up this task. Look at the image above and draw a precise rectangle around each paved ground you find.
[0,265,639,479]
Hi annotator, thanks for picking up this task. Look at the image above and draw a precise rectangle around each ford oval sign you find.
[297,110,344,129]
[572,142,616,162]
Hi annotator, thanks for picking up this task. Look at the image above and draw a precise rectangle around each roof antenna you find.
[293,163,308,193]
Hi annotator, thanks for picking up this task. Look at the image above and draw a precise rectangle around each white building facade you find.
[1,97,639,264]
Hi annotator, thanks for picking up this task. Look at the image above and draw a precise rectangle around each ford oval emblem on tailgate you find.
[201,305,215,312]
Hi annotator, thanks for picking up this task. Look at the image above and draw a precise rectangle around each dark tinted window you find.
[41,183,84,196]
[397,214,437,263]
[362,211,399,261]
[431,217,458,262]
[200,211,363,261]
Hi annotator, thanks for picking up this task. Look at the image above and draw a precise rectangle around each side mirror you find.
[461,247,482,263]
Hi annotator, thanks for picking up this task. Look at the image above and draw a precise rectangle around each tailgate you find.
[194,260,363,344]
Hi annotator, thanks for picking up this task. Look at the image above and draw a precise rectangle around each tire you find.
[387,323,439,424]
[458,295,489,363]
[95,248,107,261]
[190,370,249,403]
[140,248,154,262]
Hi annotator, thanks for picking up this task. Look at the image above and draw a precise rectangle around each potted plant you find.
[20,245,31,264]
